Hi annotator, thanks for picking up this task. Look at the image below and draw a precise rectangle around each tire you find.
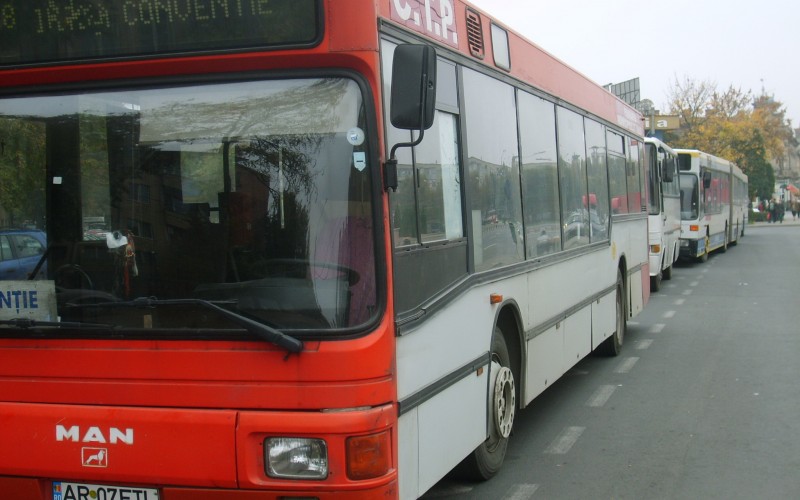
[461,329,516,480]
[599,270,625,356]
[663,264,673,280]
[650,271,662,292]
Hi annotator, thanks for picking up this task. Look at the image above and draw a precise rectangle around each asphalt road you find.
[423,221,800,499]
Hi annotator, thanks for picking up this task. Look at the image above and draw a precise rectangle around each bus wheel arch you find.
[699,232,710,263]
[650,255,663,292]
[720,224,728,252]
[599,263,626,356]
[461,305,522,481]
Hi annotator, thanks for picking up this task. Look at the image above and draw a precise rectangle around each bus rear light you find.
[346,431,391,480]
[650,244,661,254]
[690,224,700,232]
[265,437,328,480]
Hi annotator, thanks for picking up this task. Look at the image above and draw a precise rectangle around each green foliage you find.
[0,118,47,228]
[663,77,793,202]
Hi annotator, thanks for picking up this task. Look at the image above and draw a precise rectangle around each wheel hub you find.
[493,366,515,439]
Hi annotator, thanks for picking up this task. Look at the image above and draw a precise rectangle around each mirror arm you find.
[384,129,426,192]
[384,68,430,191]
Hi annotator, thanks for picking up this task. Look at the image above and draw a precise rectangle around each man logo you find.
[82,447,108,467]
[56,425,134,445]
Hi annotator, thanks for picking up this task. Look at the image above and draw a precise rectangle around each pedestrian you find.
[768,199,776,223]
[792,200,799,220]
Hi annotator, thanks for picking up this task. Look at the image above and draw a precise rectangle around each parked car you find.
[0,229,47,280]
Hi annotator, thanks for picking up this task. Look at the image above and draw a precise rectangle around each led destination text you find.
[0,0,274,35]
[0,0,318,65]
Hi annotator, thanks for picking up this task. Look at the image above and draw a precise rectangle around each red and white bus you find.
[0,1,649,498]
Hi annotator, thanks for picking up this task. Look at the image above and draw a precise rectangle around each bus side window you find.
[607,131,628,215]
[463,68,524,271]
[384,47,467,316]
[556,106,589,249]
[519,92,561,257]
[584,118,609,242]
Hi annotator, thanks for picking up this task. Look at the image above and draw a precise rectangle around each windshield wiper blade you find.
[0,318,113,329]
[68,296,303,353]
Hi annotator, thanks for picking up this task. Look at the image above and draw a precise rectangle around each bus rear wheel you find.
[663,263,673,280]
[462,328,515,480]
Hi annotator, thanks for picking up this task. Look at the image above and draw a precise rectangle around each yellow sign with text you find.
[644,115,681,131]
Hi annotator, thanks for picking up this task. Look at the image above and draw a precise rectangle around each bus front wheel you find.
[462,328,515,480]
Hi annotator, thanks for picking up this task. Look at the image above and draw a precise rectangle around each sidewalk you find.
[750,216,800,227]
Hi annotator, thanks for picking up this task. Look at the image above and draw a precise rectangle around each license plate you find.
[53,481,159,500]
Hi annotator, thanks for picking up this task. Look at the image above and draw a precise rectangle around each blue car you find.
[0,229,47,280]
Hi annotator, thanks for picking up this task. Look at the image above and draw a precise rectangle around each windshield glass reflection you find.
[0,78,377,333]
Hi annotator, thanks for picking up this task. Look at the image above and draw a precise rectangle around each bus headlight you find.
[265,437,328,480]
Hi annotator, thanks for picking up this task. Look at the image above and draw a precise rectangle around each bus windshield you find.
[680,173,699,220]
[0,78,377,334]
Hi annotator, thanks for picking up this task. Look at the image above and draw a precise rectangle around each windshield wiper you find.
[67,296,303,353]
[0,318,113,329]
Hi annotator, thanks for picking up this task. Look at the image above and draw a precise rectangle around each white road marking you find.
[674,298,685,306]
[663,310,676,319]
[650,323,665,334]
[505,483,540,500]
[636,339,654,350]
[615,357,639,373]
[586,385,617,407]
[545,426,585,454]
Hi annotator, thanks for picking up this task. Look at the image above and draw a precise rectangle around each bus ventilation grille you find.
[466,9,485,59]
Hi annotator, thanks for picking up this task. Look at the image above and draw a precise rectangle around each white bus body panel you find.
[397,276,526,499]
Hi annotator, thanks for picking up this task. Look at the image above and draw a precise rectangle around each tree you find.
[664,76,715,142]
[663,76,793,200]
[0,118,47,228]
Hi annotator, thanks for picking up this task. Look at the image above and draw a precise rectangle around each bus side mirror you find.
[384,44,437,191]
[390,44,437,131]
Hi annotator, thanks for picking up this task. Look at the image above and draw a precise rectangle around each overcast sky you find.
[468,0,800,129]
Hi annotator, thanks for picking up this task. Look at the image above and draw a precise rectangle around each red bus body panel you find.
[0,403,238,487]
[0,0,643,497]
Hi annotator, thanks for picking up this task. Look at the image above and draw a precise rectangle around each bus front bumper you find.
[679,238,704,259]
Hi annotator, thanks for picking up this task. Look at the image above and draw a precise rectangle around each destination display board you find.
[0,280,57,322]
[0,0,320,66]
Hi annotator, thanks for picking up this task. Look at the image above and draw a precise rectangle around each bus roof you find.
[2,0,643,137]
[645,137,677,155]
[379,0,644,136]
[675,149,745,179]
